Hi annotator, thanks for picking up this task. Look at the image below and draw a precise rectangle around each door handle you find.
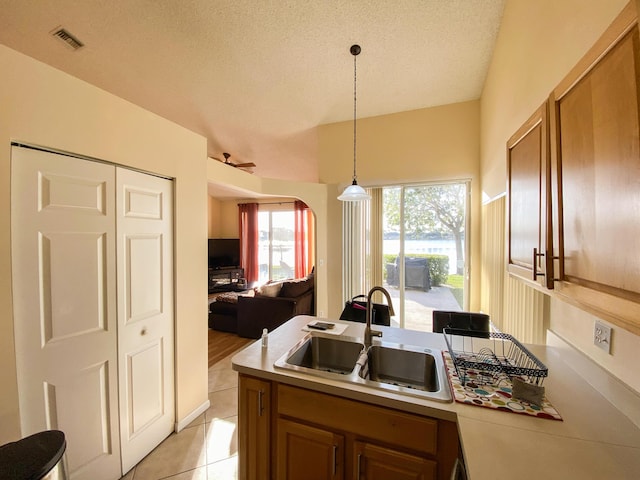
[356,452,362,479]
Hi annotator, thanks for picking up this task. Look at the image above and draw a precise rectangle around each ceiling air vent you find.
[51,27,84,51]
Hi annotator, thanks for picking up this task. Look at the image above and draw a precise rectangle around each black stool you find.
[0,430,68,479]
[432,310,490,335]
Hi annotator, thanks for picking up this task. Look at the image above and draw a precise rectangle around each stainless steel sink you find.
[274,333,452,402]
[275,334,365,375]
[360,345,439,392]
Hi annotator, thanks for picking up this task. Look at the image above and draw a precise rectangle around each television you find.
[208,238,240,269]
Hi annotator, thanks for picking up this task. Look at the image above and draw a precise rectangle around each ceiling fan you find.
[214,152,256,171]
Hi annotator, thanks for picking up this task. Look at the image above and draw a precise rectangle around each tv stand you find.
[208,267,244,293]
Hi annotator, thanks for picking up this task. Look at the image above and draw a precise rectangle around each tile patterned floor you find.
[120,348,243,480]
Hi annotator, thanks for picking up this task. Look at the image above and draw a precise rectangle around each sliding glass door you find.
[382,182,469,331]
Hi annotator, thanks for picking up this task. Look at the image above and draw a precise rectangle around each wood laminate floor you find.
[208,328,253,367]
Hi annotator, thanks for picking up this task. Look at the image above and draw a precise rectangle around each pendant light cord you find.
[338,45,369,201]
[353,50,358,183]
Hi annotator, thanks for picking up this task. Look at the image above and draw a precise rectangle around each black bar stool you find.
[0,430,68,479]
[432,310,490,334]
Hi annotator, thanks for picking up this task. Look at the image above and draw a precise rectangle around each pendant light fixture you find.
[338,44,371,202]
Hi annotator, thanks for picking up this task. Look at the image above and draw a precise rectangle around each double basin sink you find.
[274,333,452,402]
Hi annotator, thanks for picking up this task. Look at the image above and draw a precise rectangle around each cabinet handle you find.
[258,389,264,417]
[533,247,560,284]
[332,445,337,476]
[356,452,362,479]
[532,247,545,279]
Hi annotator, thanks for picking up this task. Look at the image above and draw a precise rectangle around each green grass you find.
[445,274,464,308]
[445,274,464,289]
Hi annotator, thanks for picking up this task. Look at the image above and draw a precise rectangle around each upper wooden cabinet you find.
[548,1,640,334]
[507,103,553,289]
[506,2,640,334]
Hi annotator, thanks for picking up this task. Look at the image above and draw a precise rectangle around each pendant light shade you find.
[338,181,370,201]
[338,44,371,202]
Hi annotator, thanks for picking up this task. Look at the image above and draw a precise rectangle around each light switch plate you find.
[594,321,612,354]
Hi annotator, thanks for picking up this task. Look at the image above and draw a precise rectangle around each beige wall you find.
[0,45,209,443]
[318,101,482,313]
[220,201,240,237]
[208,196,220,238]
[207,196,240,238]
[480,0,640,393]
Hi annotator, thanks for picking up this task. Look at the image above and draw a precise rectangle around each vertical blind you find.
[481,194,547,344]
[342,187,384,303]
[367,188,383,292]
[342,199,366,302]
[480,196,506,329]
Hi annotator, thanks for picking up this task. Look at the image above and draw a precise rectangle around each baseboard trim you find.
[175,399,210,432]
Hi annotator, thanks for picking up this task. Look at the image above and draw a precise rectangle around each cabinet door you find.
[550,3,640,333]
[238,375,271,480]
[507,103,553,288]
[276,418,344,480]
[353,441,436,480]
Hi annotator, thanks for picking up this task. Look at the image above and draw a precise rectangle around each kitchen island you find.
[232,315,640,479]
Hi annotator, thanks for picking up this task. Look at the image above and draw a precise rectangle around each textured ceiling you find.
[0,0,504,183]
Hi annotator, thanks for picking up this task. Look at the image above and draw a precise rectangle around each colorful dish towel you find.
[443,351,563,421]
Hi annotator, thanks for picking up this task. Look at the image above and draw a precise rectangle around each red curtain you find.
[294,200,314,278]
[238,203,259,284]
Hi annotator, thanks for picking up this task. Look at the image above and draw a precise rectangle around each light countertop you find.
[232,315,640,479]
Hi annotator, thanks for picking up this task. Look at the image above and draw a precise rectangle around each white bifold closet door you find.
[11,146,174,480]
[116,166,174,473]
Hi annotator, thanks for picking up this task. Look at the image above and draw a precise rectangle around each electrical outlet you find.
[594,321,612,354]
[318,311,325,317]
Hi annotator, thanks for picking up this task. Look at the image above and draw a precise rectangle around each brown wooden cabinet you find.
[238,374,459,480]
[277,382,456,480]
[277,418,344,480]
[353,441,437,480]
[548,1,640,334]
[238,375,271,480]
[507,102,553,289]
[505,2,640,335]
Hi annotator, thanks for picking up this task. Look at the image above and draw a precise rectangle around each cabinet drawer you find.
[277,384,438,455]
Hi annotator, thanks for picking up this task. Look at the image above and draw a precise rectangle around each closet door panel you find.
[116,167,175,473]
[11,146,121,480]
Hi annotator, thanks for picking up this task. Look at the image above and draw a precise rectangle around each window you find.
[244,201,314,285]
[258,207,295,283]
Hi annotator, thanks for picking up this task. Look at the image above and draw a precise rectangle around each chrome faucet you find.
[364,286,395,348]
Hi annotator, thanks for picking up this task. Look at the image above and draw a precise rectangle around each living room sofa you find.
[209,273,315,338]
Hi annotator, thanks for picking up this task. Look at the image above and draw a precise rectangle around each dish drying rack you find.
[443,328,548,387]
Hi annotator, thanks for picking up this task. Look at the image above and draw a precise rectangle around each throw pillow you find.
[216,290,255,303]
[280,275,314,298]
[256,281,283,298]
[216,292,239,304]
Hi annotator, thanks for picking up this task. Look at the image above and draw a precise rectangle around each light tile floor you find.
[120,349,243,480]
